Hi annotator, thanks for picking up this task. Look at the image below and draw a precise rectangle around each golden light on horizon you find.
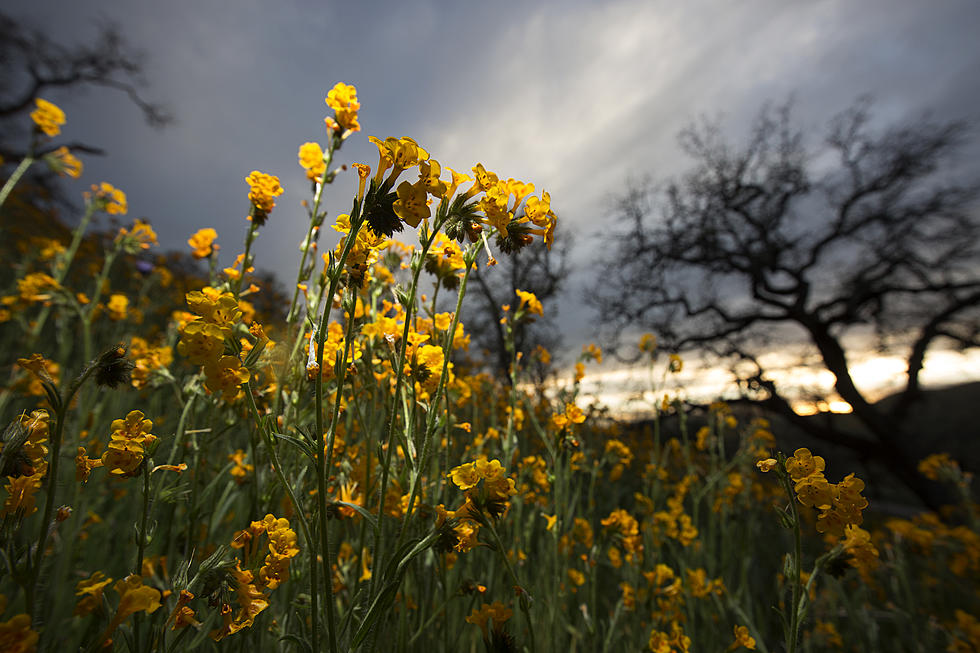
[572,347,980,418]
[793,399,854,416]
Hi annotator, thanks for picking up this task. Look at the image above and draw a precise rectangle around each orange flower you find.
[187,228,218,258]
[30,98,65,136]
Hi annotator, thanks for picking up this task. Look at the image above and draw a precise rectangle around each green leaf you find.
[335,501,378,531]
[279,633,313,653]
[272,432,316,461]
[242,335,269,369]
[0,418,28,477]
[352,581,400,648]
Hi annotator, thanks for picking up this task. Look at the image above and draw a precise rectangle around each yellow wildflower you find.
[74,571,113,616]
[2,474,42,518]
[116,219,157,250]
[842,524,879,576]
[30,98,65,136]
[393,179,430,227]
[552,402,586,430]
[86,182,128,215]
[76,446,104,483]
[515,289,543,317]
[97,576,161,645]
[0,613,38,653]
[731,625,757,650]
[298,142,326,180]
[16,273,59,303]
[188,228,218,258]
[465,601,512,641]
[756,458,777,472]
[639,332,657,353]
[449,462,481,491]
[203,355,250,402]
[324,82,361,133]
[245,170,283,221]
[419,158,448,197]
[229,449,254,484]
[101,410,156,477]
[47,146,83,177]
[785,448,825,481]
[106,294,129,321]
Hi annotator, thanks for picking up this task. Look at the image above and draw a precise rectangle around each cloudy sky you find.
[8,0,980,408]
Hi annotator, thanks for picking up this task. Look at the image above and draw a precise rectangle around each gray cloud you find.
[8,0,980,355]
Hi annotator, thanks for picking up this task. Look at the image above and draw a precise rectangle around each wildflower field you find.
[0,85,978,652]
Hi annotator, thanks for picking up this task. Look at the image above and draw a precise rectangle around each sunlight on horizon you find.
[569,347,980,419]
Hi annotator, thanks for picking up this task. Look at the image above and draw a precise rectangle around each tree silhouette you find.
[0,10,172,162]
[466,229,572,383]
[590,99,980,507]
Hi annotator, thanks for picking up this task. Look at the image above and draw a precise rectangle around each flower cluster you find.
[358,137,556,258]
[648,621,691,652]
[101,410,156,477]
[45,146,83,178]
[602,508,644,566]
[177,288,250,401]
[6,274,60,313]
[128,336,173,389]
[0,608,38,652]
[424,233,467,288]
[245,170,284,224]
[0,410,50,519]
[918,452,973,491]
[551,401,586,431]
[85,182,128,215]
[298,141,327,181]
[306,320,363,381]
[187,228,218,258]
[439,459,517,553]
[228,449,253,485]
[514,288,543,318]
[30,98,65,137]
[115,219,158,254]
[465,601,515,650]
[216,514,299,641]
[650,475,699,548]
[784,448,870,537]
[331,212,390,288]
[232,514,300,590]
[324,82,361,134]
[98,575,162,644]
[406,339,446,397]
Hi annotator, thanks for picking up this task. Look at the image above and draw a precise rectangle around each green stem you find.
[486,519,535,653]
[23,202,99,352]
[80,248,119,362]
[54,201,98,286]
[395,252,479,549]
[0,155,35,212]
[314,297,359,653]
[781,472,804,653]
[234,219,258,297]
[27,361,98,622]
[287,140,336,324]
[135,461,151,574]
[242,382,318,651]
[369,221,443,601]
[309,194,369,653]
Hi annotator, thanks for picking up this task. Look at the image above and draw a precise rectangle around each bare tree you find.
[590,99,980,507]
[0,10,172,161]
[466,229,572,383]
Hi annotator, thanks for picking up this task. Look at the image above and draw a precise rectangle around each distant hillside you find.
[616,382,980,512]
